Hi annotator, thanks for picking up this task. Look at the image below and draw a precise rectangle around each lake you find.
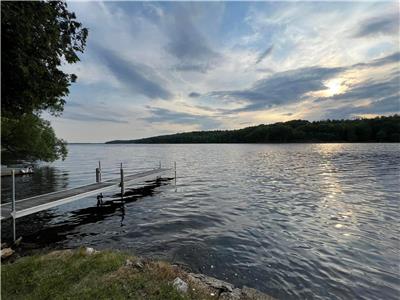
[1,143,399,299]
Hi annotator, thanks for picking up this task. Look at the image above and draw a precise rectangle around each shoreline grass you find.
[1,248,213,300]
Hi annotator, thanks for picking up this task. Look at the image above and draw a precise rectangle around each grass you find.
[1,248,214,300]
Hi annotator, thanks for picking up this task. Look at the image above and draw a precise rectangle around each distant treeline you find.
[107,115,400,144]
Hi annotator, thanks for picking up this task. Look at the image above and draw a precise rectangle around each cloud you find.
[188,92,201,98]
[142,107,221,130]
[62,102,129,124]
[353,51,400,68]
[255,45,274,64]
[93,45,173,100]
[328,72,399,103]
[325,95,400,119]
[321,71,400,119]
[210,66,344,111]
[208,51,399,113]
[164,7,222,73]
[353,14,399,38]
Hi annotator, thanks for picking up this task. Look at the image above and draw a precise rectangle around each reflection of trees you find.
[1,166,69,203]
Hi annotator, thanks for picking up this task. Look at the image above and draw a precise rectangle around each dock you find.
[1,162,175,241]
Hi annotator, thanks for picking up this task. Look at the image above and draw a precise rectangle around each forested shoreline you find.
[107,115,400,144]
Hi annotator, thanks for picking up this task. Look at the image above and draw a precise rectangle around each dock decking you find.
[1,168,170,220]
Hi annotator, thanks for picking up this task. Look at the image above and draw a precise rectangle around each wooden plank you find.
[1,168,170,220]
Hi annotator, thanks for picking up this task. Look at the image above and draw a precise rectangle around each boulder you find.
[172,277,188,294]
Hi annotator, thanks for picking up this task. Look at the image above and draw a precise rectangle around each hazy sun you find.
[325,79,345,96]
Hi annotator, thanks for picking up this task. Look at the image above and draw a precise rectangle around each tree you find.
[2,115,67,162]
[1,1,88,162]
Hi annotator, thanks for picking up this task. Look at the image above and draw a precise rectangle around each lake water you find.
[1,143,399,299]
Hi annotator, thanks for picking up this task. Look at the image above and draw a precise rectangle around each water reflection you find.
[1,166,69,203]
[1,178,172,246]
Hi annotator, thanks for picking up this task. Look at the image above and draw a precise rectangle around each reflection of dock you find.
[1,163,175,241]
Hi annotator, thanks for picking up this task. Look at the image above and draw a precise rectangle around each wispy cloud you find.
[255,45,273,64]
[352,13,399,38]
[188,92,201,98]
[143,106,221,130]
[210,66,344,111]
[93,45,173,100]
[164,6,222,73]
[62,102,129,124]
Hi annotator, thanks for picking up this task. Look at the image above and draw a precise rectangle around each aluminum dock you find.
[1,162,175,241]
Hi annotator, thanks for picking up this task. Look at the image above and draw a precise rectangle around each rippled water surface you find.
[1,144,399,299]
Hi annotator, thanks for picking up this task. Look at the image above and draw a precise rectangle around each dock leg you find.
[120,163,124,201]
[174,161,177,188]
[11,169,16,242]
[98,161,102,182]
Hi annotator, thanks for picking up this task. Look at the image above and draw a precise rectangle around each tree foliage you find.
[2,115,67,162]
[107,115,400,144]
[1,1,88,162]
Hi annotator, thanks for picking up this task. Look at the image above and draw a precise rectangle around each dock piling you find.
[99,161,102,182]
[11,169,16,242]
[96,161,102,183]
[96,168,100,183]
[174,161,177,187]
[120,163,124,200]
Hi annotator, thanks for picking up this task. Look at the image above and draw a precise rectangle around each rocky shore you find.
[2,245,276,300]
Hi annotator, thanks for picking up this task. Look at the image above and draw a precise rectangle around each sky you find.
[49,1,400,142]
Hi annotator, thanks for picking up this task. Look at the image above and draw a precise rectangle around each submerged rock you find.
[172,277,188,294]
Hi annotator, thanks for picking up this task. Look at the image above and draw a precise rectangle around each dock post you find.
[98,161,102,182]
[11,169,16,242]
[159,161,161,169]
[96,168,100,183]
[120,163,124,200]
[174,161,177,187]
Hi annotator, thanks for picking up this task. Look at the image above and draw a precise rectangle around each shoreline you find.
[1,246,276,300]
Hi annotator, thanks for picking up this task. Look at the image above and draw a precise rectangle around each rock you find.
[125,259,134,267]
[188,273,234,293]
[135,260,144,270]
[172,277,188,294]
[241,286,276,300]
[13,237,23,247]
[1,248,14,259]
[219,288,242,300]
[85,247,99,255]
[126,258,145,270]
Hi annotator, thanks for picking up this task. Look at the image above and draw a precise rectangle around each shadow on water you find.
[1,177,173,253]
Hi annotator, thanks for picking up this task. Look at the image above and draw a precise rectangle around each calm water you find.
[1,144,399,300]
